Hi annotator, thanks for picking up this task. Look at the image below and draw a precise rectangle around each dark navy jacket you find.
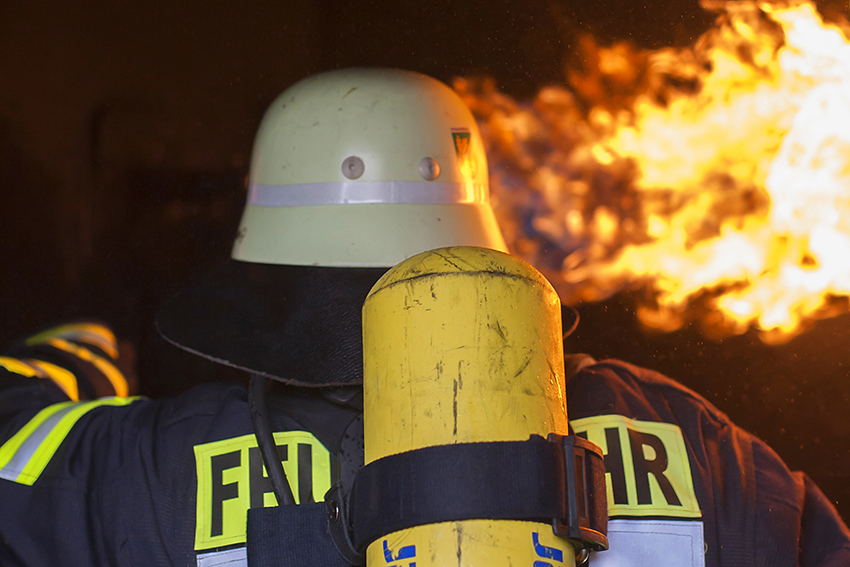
[0,330,848,566]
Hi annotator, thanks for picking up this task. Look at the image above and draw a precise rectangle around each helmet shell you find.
[157,68,509,385]
[233,67,506,266]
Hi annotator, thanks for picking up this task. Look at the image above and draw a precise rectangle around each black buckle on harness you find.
[549,434,609,553]
[326,434,608,565]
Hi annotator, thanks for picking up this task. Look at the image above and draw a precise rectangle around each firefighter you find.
[1,68,848,567]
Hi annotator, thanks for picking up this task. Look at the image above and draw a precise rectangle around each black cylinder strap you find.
[327,433,608,560]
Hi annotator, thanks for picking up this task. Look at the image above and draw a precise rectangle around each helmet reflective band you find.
[232,68,507,267]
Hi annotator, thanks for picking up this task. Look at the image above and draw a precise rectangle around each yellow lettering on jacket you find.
[193,431,332,550]
[572,415,701,518]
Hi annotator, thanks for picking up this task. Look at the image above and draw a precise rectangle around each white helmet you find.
[157,68,507,385]
[235,67,506,266]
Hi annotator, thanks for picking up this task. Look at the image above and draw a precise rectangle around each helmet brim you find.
[155,260,388,386]
[233,202,507,267]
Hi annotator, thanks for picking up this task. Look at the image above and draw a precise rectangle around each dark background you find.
[2,0,848,520]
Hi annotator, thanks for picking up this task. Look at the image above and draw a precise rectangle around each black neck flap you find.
[156,260,388,386]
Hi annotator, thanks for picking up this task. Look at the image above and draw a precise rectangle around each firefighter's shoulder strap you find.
[247,503,351,567]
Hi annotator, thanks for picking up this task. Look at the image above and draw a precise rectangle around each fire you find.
[458,0,850,343]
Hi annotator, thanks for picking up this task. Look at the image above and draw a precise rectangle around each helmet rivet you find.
[342,156,365,180]
[419,157,440,180]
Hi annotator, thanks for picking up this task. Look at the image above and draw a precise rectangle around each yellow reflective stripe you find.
[0,402,73,472]
[0,357,79,401]
[45,338,128,397]
[17,398,136,483]
[24,359,79,401]
[0,397,140,485]
[0,357,39,378]
[26,323,119,360]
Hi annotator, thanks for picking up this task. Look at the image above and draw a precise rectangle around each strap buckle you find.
[549,433,609,553]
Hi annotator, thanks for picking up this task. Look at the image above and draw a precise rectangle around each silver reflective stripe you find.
[248,180,487,207]
[0,404,77,481]
[592,519,705,567]
[196,547,248,567]
[0,397,140,485]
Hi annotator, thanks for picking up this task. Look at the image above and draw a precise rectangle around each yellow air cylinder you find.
[362,246,576,567]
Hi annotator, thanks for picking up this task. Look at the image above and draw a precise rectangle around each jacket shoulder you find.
[567,357,732,427]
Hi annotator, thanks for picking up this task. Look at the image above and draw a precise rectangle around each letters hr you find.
[579,427,683,507]
[209,444,316,537]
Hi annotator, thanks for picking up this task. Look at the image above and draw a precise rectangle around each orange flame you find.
[458,0,850,343]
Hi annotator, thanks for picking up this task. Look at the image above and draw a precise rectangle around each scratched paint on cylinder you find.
[362,246,575,566]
